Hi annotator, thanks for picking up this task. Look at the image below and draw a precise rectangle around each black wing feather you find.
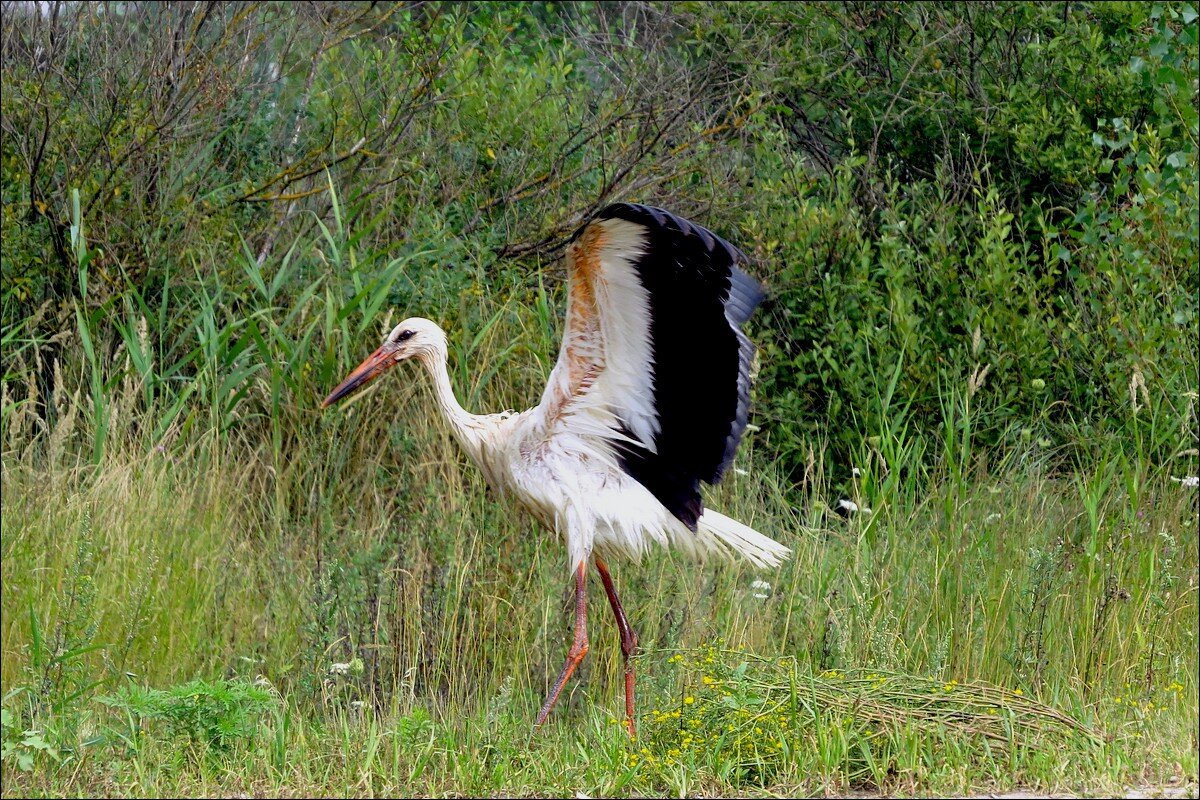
[584,203,764,531]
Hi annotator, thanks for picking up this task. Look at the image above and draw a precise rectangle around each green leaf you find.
[23,733,53,752]
[49,642,108,666]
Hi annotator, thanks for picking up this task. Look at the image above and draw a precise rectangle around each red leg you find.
[534,560,589,732]
[595,556,638,739]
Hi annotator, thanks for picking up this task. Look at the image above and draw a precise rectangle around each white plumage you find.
[322,203,790,736]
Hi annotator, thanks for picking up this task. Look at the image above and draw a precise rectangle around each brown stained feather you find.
[562,225,607,400]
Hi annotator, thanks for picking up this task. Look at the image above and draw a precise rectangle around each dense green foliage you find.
[1,2,1196,796]
[712,2,1199,479]
[2,2,1195,474]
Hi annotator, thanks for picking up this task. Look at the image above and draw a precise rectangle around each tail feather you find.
[696,510,790,569]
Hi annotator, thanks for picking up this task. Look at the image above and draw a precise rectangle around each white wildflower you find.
[852,467,861,477]
[329,662,352,676]
[837,499,858,514]
[751,579,771,599]
[734,467,749,476]
[1172,476,1199,488]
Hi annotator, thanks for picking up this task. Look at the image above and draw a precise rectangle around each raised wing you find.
[537,203,764,530]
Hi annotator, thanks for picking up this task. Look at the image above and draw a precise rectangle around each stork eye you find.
[395,330,415,343]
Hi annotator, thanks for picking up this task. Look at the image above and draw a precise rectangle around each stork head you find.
[320,317,444,408]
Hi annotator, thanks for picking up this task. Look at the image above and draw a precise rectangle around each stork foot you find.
[533,560,589,733]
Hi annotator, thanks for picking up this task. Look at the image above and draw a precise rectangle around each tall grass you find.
[1,190,1196,794]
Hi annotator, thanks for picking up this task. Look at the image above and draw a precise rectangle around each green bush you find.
[1,1,1195,504]
[727,2,1199,480]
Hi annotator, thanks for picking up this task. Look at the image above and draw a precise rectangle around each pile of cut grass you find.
[635,644,1104,791]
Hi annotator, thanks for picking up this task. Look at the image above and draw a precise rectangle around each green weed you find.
[99,678,277,756]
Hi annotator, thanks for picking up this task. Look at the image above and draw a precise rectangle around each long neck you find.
[417,344,488,457]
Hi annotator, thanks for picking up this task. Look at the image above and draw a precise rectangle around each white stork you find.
[321,203,791,737]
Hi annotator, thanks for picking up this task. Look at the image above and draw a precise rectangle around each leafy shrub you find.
[735,2,1198,479]
[3,1,1194,482]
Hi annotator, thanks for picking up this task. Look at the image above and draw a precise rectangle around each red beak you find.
[321,346,397,408]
